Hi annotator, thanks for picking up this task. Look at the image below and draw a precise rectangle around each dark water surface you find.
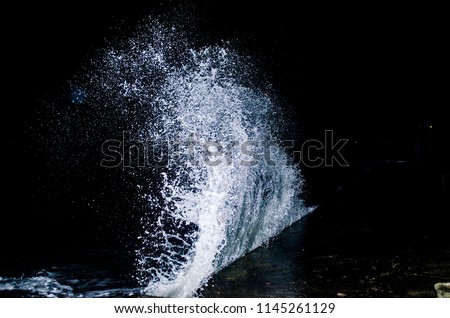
[203,161,450,297]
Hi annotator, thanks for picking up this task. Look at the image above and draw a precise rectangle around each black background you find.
[4,2,448,261]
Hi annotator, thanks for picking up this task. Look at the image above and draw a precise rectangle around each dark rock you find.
[434,283,450,298]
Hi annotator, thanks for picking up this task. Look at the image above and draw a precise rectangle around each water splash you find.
[71,19,312,298]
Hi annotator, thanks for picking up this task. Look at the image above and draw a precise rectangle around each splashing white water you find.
[78,20,312,298]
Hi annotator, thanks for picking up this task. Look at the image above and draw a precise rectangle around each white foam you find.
[0,276,73,298]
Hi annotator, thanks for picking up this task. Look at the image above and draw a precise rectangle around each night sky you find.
[4,2,448,259]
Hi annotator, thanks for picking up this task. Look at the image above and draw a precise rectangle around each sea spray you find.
[72,20,312,297]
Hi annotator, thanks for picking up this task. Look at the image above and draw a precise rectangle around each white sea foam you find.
[0,276,73,298]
